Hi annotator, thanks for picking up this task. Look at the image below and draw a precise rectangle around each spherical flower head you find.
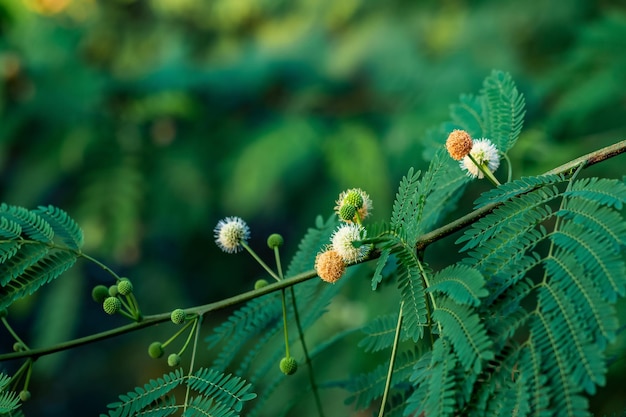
[460,138,500,179]
[19,390,31,402]
[331,224,371,264]
[279,357,298,375]
[338,204,356,222]
[267,233,284,249]
[103,296,121,315]
[168,353,181,367]
[214,216,250,254]
[117,279,133,296]
[446,129,473,160]
[148,341,164,359]
[170,308,186,324]
[91,285,110,303]
[315,249,346,283]
[334,188,372,223]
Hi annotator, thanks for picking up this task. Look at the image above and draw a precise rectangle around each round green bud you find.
[267,233,284,249]
[279,357,298,375]
[108,285,119,297]
[19,390,31,402]
[91,285,110,303]
[148,341,164,359]
[13,342,26,352]
[103,297,121,315]
[254,279,269,290]
[338,204,356,222]
[0,308,8,319]
[117,279,133,296]
[345,190,363,209]
[167,353,181,367]
[170,309,186,324]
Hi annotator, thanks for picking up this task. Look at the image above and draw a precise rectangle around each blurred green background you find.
[1,0,625,415]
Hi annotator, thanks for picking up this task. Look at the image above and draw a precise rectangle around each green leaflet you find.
[103,369,185,417]
[427,264,487,307]
[102,368,256,417]
[0,373,20,414]
[432,299,494,374]
[405,339,457,417]
[357,313,411,353]
[480,69,526,153]
[0,204,83,310]
[450,173,626,416]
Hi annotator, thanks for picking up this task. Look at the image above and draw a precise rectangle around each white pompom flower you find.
[214,216,250,254]
[331,224,371,264]
[460,139,500,179]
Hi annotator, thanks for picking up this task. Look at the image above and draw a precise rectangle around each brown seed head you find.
[315,249,346,283]
[446,129,473,160]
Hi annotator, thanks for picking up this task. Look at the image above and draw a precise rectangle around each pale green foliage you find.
[0,204,82,311]
[101,368,256,417]
[0,373,20,414]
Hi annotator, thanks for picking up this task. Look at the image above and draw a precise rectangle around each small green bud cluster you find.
[92,278,141,321]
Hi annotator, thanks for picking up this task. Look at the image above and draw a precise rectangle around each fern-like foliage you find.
[447,175,626,416]
[0,204,83,310]
[0,373,20,415]
[102,367,256,417]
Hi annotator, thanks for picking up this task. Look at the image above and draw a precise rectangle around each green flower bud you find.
[267,233,284,249]
[91,285,109,303]
[0,308,7,319]
[108,285,119,297]
[254,279,269,290]
[338,204,356,222]
[345,189,364,209]
[170,309,186,324]
[117,279,133,296]
[167,353,181,367]
[103,297,121,315]
[13,342,26,352]
[148,342,164,359]
[279,357,298,375]
[19,390,31,402]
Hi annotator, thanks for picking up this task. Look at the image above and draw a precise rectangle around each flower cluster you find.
[315,188,373,283]
[334,188,372,224]
[445,129,501,185]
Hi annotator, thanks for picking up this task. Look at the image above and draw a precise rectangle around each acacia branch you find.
[1,139,625,362]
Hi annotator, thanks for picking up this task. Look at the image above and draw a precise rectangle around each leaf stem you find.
[183,314,203,414]
[378,301,404,417]
[242,242,281,282]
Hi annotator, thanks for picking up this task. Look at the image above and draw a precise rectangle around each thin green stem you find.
[162,318,196,349]
[242,242,281,282]
[501,152,513,183]
[281,289,290,358]
[78,252,123,281]
[467,154,501,186]
[183,314,203,414]
[378,301,404,417]
[176,317,199,356]
[1,317,29,349]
